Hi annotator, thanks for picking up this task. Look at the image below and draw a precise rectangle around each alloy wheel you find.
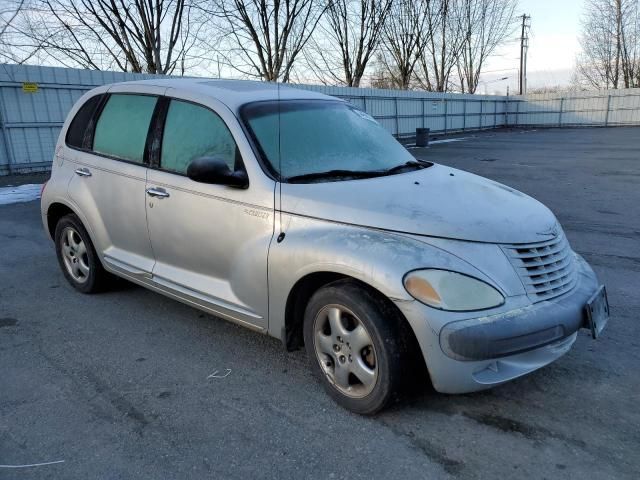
[60,226,90,283]
[313,304,378,398]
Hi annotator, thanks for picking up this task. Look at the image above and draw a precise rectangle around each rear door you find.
[145,93,274,330]
[67,85,164,278]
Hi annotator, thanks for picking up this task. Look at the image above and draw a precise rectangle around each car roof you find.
[111,78,339,111]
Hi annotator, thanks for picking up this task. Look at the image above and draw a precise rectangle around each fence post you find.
[494,99,498,128]
[0,91,15,174]
[480,99,484,129]
[604,93,612,126]
[394,97,399,136]
[421,98,425,128]
[558,97,564,127]
[443,97,448,134]
[505,94,509,127]
[462,97,467,131]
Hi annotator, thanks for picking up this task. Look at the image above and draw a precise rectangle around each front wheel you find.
[303,280,406,415]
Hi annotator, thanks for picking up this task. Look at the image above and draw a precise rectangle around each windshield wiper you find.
[286,169,385,183]
[285,160,433,183]
[382,160,432,174]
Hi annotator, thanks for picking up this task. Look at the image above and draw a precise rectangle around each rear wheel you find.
[303,280,406,414]
[54,214,109,293]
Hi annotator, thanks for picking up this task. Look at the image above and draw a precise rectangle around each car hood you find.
[280,164,558,244]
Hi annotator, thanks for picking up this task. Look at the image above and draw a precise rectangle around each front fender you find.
[267,213,496,340]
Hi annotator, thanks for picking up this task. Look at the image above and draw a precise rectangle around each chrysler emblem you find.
[537,224,559,237]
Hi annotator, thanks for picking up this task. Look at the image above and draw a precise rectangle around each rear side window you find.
[93,94,157,163]
[160,100,237,174]
[66,94,103,149]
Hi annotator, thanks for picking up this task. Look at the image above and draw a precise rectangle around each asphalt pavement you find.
[1,127,639,479]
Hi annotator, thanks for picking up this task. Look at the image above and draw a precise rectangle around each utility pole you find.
[518,14,531,96]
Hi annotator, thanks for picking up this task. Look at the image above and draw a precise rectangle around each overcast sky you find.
[480,0,584,93]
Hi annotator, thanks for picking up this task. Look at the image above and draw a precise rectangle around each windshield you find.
[241,100,421,181]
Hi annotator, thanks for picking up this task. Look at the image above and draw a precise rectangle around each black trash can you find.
[416,128,430,147]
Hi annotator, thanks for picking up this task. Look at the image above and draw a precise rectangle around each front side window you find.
[242,100,420,182]
[93,94,157,163]
[160,100,237,174]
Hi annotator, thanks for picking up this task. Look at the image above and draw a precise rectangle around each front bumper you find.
[396,254,603,394]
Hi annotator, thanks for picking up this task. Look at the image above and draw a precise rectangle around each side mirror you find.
[186,156,249,188]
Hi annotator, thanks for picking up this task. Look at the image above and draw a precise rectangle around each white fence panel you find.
[1,64,640,174]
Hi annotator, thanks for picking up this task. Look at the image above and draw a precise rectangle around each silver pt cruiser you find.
[41,79,609,414]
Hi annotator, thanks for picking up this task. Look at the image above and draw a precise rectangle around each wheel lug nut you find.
[333,344,340,352]
[339,355,346,364]
[348,354,352,362]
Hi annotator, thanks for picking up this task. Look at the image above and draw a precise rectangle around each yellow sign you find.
[22,82,39,93]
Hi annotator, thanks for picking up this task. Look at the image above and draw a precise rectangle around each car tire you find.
[303,280,407,415]
[54,214,109,293]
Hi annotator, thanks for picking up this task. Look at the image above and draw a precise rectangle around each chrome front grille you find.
[503,231,577,302]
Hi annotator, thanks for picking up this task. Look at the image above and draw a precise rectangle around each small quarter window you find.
[66,94,103,149]
[93,94,157,163]
[161,100,238,174]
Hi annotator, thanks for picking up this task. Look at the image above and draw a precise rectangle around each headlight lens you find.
[403,269,504,311]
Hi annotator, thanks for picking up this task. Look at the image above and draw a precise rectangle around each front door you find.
[145,96,274,330]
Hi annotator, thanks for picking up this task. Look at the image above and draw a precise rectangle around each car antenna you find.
[276,76,285,243]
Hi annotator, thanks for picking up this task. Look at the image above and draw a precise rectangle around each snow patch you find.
[0,184,42,205]
[406,137,471,148]
[431,137,471,144]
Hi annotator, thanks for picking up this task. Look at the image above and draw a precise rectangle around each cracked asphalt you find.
[1,127,639,479]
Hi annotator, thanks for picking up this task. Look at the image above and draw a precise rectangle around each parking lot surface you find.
[1,127,639,479]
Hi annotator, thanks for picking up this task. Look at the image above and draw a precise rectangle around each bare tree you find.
[367,51,396,88]
[576,0,639,89]
[0,0,24,38]
[527,85,571,95]
[208,0,325,82]
[0,0,33,63]
[417,0,465,91]
[456,0,517,93]
[12,0,200,74]
[306,0,392,87]
[621,1,640,87]
[378,0,428,89]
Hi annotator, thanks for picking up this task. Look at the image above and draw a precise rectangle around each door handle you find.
[75,167,92,177]
[146,187,170,198]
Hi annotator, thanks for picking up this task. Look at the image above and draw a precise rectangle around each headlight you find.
[403,269,504,311]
